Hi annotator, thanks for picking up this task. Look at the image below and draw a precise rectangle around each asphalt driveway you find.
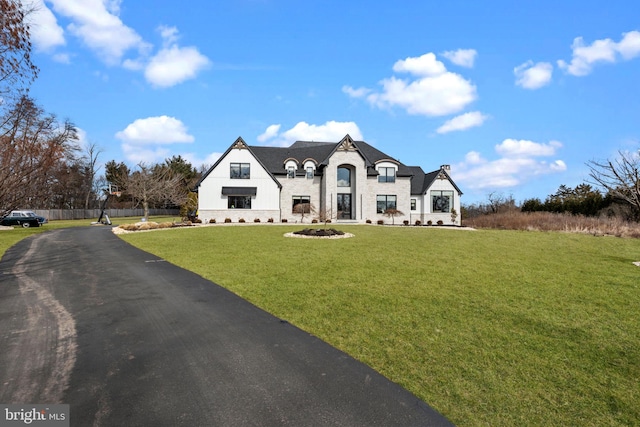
[0,226,454,426]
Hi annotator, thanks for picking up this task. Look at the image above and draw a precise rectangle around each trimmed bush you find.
[224,218,231,223]
[268,218,274,223]
[281,218,288,223]
[209,219,216,223]
[415,220,422,226]
[254,218,261,223]
[437,220,444,225]
[239,218,246,223]
[377,220,384,225]
[403,220,409,226]
[427,220,433,226]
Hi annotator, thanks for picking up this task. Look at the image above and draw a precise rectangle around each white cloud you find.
[617,30,640,59]
[74,127,88,148]
[53,53,71,64]
[496,139,562,157]
[257,121,364,147]
[392,53,447,76]
[514,61,553,89]
[257,124,281,143]
[558,30,640,76]
[345,53,477,117]
[342,86,371,98]
[454,138,566,190]
[47,0,150,65]
[121,144,171,165]
[181,151,223,171]
[33,3,210,87]
[144,26,210,88]
[442,49,477,68]
[436,111,488,134]
[115,116,195,144]
[28,0,66,52]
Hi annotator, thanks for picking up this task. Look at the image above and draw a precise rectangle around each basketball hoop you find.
[108,184,121,198]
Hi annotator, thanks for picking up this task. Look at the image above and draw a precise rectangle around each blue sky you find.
[27,0,640,204]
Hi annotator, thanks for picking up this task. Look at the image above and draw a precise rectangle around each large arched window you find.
[337,167,351,187]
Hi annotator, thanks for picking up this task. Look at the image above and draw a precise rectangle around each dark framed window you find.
[337,167,351,187]
[411,199,417,211]
[378,167,396,183]
[431,190,453,213]
[287,166,296,178]
[292,196,311,213]
[230,163,250,179]
[228,195,251,209]
[306,166,314,179]
[376,195,397,214]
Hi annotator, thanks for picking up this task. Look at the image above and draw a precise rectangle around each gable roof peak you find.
[232,136,248,149]
[337,134,356,151]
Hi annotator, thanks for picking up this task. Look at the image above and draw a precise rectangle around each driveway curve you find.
[0,226,454,426]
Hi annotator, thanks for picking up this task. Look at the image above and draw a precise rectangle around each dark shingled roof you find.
[248,139,415,178]
[197,136,462,195]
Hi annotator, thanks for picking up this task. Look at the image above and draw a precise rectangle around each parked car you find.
[0,210,47,228]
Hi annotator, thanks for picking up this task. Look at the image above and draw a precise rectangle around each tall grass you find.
[464,210,640,238]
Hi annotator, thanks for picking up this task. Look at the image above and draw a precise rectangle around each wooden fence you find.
[32,209,180,221]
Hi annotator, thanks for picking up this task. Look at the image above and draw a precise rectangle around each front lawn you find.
[60,225,640,425]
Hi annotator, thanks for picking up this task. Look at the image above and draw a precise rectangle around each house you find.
[197,135,462,225]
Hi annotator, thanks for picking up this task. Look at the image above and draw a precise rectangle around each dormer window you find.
[378,167,395,183]
[287,166,296,178]
[306,166,314,179]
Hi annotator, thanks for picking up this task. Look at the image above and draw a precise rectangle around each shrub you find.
[194,218,202,224]
[239,218,246,223]
[437,220,444,225]
[209,219,216,224]
[462,210,640,238]
[224,218,231,223]
[268,218,274,223]
[366,219,372,224]
[254,218,261,223]
[415,220,422,226]
[281,218,288,223]
[312,219,318,223]
[427,220,433,226]
[377,220,384,225]
[403,220,409,226]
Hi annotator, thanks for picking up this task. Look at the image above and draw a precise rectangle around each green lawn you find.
[119,225,640,427]
[2,223,638,426]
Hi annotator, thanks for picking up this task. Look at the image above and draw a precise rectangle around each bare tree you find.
[82,142,103,209]
[124,163,188,220]
[383,208,404,225]
[292,201,311,223]
[587,150,640,221]
[0,96,78,216]
[315,205,340,229]
[1,0,39,97]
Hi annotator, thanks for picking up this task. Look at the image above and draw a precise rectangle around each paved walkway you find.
[0,226,454,426]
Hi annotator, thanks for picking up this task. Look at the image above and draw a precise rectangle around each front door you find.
[337,193,351,219]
